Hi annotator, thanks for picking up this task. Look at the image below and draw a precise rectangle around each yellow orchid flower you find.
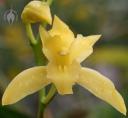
[2,16,126,115]
[21,0,52,24]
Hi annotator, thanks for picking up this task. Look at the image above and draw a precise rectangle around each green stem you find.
[37,84,56,118]
[42,85,56,104]
[25,23,56,118]
[31,39,47,66]
[26,24,37,45]
[37,102,46,118]
[25,0,55,117]
[38,85,56,118]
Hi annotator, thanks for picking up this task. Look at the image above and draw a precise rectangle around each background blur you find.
[0,0,128,118]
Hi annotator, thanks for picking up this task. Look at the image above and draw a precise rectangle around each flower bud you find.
[21,1,52,24]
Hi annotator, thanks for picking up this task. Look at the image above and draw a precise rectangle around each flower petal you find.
[47,61,81,95]
[39,26,50,45]
[77,67,126,115]
[70,35,101,63]
[2,66,50,105]
[49,16,74,46]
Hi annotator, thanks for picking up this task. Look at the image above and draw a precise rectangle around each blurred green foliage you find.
[0,106,30,118]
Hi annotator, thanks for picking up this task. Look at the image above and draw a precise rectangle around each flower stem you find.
[38,85,56,118]
[25,0,55,117]
[26,24,37,45]
[25,23,56,118]
[42,85,56,105]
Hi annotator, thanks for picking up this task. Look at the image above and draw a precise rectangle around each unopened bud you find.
[21,1,52,24]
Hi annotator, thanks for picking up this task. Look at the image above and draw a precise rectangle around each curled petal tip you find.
[87,34,102,46]
[2,99,5,106]
[119,104,127,116]
[2,94,12,106]
[119,101,127,116]
[96,34,102,39]
[122,110,127,116]
[96,34,102,37]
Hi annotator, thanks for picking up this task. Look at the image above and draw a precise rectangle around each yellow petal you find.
[2,66,50,105]
[39,26,50,45]
[70,35,101,63]
[47,61,81,95]
[77,67,126,115]
[21,1,52,24]
[39,26,71,65]
[49,16,74,47]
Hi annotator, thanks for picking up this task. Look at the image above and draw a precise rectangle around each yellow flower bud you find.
[21,1,52,24]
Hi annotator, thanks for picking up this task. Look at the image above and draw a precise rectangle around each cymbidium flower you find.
[2,16,126,115]
[21,1,52,24]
